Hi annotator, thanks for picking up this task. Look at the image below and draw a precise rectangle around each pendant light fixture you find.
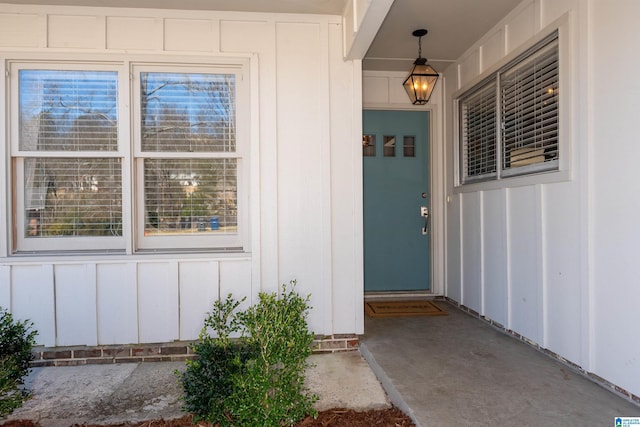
[403,29,439,105]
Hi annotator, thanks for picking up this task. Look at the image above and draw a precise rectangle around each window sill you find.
[453,169,571,194]
[2,250,251,264]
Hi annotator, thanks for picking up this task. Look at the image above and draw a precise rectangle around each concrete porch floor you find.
[360,300,640,426]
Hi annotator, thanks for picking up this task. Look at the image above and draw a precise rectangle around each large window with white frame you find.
[9,60,247,254]
[458,31,559,184]
[132,65,244,251]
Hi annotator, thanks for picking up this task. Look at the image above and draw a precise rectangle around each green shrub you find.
[0,308,37,417]
[180,295,258,425]
[179,281,317,426]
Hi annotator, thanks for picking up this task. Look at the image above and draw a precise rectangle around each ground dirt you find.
[2,407,415,427]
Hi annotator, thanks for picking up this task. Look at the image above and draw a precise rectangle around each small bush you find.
[179,281,317,426]
[0,308,37,417]
[180,295,258,425]
[229,284,317,426]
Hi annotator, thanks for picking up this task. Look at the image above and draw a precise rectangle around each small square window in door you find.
[404,136,415,157]
[363,134,376,157]
[384,136,396,157]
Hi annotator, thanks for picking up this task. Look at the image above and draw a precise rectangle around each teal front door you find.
[363,110,430,292]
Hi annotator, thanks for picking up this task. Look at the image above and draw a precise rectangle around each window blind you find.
[19,70,118,152]
[143,158,237,235]
[18,69,122,241]
[501,35,559,173]
[24,157,122,237]
[140,72,236,153]
[460,79,497,181]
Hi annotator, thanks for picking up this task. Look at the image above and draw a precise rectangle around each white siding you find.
[507,186,542,343]
[447,194,463,302]
[220,20,268,53]
[461,192,482,313]
[106,16,162,50]
[362,76,389,104]
[137,262,180,344]
[275,22,326,332]
[362,71,443,109]
[329,22,362,334]
[0,266,10,309]
[445,0,640,399]
[458,50,479,89]
[12,265,56,346]
[165,18,217,53]
[505,2,537,54]
[543,182,581,363]
[480,29,505,73]
[482,189,507,326]
[590,0,640,399]
[55,264,98,347]
[178,261,219,340]
[220,260,253,313]
[0,4,363,346]
[48,15,105,49]
[97,263,138,345]
[0,13,45,48]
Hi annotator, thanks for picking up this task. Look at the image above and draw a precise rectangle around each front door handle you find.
[421,206,429,235]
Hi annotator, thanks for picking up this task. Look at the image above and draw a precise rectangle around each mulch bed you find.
[3,407,415,427]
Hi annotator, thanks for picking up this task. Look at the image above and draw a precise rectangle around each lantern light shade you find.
[403,29,439,105]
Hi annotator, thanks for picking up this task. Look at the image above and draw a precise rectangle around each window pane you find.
[143,159,237,235]
[19,70,118,151]
[24,157,122,237]
[460,79,497,181]
[363,134,376,157]
[403,136,415,157]
[384,136,395,157]
[140,72,236,153]
[501,35,559,172]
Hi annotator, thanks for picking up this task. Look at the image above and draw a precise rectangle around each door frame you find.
[360,73,445,298]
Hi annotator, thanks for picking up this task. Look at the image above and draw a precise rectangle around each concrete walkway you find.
[361,300,640,427]
[6,351,389,426]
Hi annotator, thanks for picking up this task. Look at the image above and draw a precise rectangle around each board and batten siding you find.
[445,0,640,399]
[0,260,249,347]
[0,5,363,346]
[590,0,640,401]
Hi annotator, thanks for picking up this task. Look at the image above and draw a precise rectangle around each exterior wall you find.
[0,5,364,346]
[590,0,640,400]
[445,0,640,399]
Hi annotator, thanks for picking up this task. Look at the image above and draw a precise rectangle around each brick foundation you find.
[312,334,360,353]
[30,334,359,367]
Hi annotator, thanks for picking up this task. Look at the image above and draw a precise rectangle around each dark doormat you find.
[365,300,447,318]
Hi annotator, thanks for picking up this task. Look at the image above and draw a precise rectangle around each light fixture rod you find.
[412,28,428,59]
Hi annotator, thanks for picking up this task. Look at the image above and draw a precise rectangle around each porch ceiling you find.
[364,0,523,72]
[2,0,522,72]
